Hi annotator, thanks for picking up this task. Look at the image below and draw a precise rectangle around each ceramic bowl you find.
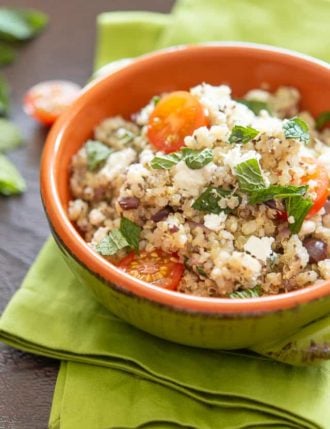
[41,43,330,349]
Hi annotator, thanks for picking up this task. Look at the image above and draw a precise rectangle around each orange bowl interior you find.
[41,44,330,313]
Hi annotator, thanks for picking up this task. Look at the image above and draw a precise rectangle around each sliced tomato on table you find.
[301,159,329,217]
[117,249,184,290]
[23,80,81,126]
[147,91,209,153]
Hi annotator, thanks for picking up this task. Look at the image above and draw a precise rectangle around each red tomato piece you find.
[24,80,81,126]
[117,249,184,290]
[147,91,208,153]
[301,160,329,217]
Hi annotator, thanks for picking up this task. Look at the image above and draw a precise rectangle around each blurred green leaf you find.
[0,153,26,195]
[0,74,10,116]
[0,42,16,65]
[0,118,23,152]
[0,8,48,41]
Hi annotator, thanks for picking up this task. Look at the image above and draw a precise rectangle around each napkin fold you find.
[1,239,329,429]
[1,1,330,428]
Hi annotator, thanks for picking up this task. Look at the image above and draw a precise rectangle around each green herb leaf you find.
[85,140,113,171]
[182,147,213,169]
[0,42,16,66]
[236,99,271,115]
[116,129,135,144]
[0,74,10,117]
[285,196,313,234]
[152,95,160,105]
[0,154,26,195]
[229,285,261,299]
[96,229,129,256]
[0,118,23,152]
[235,158,266,193]
[283,117,310,144]
[150,152,183,169]
[229,125,259,144]
[196,266,207,277]
[120,217,141,253]
[315,111,330,130]
[0,8,48,41]
[192,186,231,214]
[249,184,308,204]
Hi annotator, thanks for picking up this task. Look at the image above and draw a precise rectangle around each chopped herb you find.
[315,111,330,130]
[85,140,113,171]
[235,158,266,193]
[0,8,48,41]
[152,95,160,105]
[119,217,141,253]
[0,118,23,152]
[150,152,183,169]
[182,147,213,169]
[0,42,16,66]
[196,266,207,277]
[116,129,135,144]
[0,74,10,117]
[229,285,261,299]
[151,148,213,170]
[192,186,231,214]
[0,154,26,195]
[96,229,129,256]
[248,184,308,205]
[285,196,313,234]
[283,117,310,144]
[228,125,259,144]
[236,99,271,115]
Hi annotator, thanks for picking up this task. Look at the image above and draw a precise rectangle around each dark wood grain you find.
[0,1,174,427]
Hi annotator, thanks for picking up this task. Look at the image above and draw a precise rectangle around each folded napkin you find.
[1,239,329,429]
[1,1,330,428]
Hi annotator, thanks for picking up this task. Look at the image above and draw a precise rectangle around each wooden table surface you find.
[0,1,174,427]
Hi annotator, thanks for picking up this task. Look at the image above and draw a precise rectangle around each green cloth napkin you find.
[1,239,330,429]
[1,1,330,428]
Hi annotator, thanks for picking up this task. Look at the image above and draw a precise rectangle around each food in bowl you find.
[68,82,330,299]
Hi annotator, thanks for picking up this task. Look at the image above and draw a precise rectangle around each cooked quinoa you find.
[68,83,330,298]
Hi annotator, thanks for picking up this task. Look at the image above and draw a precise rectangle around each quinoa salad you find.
[68,84,330,298]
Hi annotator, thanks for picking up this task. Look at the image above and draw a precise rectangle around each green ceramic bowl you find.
[41,43,330,350]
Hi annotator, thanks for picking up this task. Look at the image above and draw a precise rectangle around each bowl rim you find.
[41,42,330,314]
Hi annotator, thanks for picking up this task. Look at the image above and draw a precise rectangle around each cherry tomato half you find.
[117,249,184,290]
[147,91,208,153]
[24,80,81,126]
[301,160,329,217]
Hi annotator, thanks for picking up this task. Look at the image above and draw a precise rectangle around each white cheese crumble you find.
[172,161,216,197]
[243,236,275,262]
[204,213,227,231]
[223,146,261,173]
[99,148,136,181]
[288,216,295,224]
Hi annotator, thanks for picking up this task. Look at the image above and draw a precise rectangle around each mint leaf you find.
[150,152,183,169]
[0,119,23,152]
[0,8,48,41]
[229,285,261,299]
[315,111,330,130]
[152,95,160,105]
[0,74,10,117]
[96,230,129,256]
[85,140,113,171]
[0,154,26,195]
[192,186,231,214]
[0,43,16,66]
[229,125,259,144]
[236,99,271,115]
[283,117,310,144]
[182,148,213,169]
[249,184,308,205]
[235,159,266,193]
[285,196,313,234]
[120,217,141,252]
